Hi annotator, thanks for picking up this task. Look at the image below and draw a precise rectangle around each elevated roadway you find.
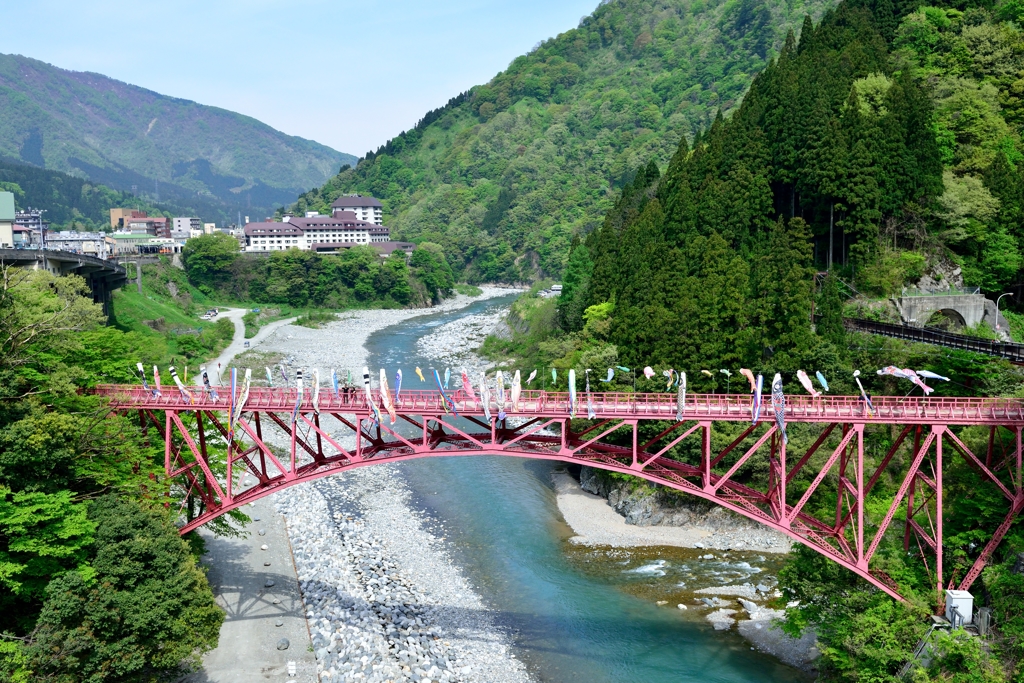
[0,248,127,314]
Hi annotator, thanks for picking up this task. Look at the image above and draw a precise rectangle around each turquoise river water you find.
[363,294,810,683]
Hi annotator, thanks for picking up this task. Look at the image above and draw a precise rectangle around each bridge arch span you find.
[100,385,1024,606]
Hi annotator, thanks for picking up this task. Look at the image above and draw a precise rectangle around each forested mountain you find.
[527,0,1024,678]
[289,0,836,281]
[0,53,354,216]
[561,0,1024,370]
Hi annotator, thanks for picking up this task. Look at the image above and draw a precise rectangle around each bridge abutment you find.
[894,293,1009,340]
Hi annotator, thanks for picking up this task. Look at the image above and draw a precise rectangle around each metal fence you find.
[900,286,981,297]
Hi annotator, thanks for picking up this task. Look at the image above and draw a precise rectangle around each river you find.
[362,294,810,683]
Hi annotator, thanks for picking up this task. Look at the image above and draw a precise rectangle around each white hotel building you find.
[243,199,412,255]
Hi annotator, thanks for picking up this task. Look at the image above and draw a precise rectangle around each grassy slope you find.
[291,0,835,280]
[110,260,228,363]
[0,53,354,210]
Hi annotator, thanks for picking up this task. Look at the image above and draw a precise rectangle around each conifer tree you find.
[817,271,846,350]
[609,200,666,363]
[746,217,816,364]
[558,237,593,332]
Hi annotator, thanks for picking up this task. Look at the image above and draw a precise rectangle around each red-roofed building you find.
[243,211,400,254]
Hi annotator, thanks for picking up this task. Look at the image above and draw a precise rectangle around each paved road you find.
[183,310,317,682]
[194,309,298,386]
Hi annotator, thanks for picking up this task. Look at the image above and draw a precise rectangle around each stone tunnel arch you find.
[925,308,968,331]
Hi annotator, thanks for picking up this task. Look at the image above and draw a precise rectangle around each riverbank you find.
[249,286,532,683]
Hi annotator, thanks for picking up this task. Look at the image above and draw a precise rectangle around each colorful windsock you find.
[752,374,763,424]
[364,367,382,428]
[480,373,492,422]
[585,370,596,419]
[771,373,787,445]
[676,371,686,421]
[568,369,577,419]
[495,370,507,421]
[796,370,820,397]
[815,371,829,393]
[312,369,321,416]
[380,368,396,424]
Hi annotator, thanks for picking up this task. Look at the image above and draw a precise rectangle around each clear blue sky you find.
[3,0,601,156]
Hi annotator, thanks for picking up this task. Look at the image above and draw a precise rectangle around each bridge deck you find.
[98,385,1024,426]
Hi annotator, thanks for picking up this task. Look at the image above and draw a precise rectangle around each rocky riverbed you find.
[276,469,530,683]
[248,286,533,683]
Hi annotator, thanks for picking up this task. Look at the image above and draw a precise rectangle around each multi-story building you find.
[243,211,408,254]
[15,209,48,237]
[125,216,170,238]
[110,208,147,230]
[172,217,201,240]
[45,231,112,259]
[330,195,383,225]
[173,216,201,232]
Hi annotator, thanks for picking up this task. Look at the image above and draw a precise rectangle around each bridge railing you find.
[95,385,1024,425]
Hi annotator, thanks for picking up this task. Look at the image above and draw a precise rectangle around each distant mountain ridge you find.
[0,53,355,214]
[290,0,837,282]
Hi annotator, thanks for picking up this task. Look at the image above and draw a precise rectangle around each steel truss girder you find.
[108,391,1024,606]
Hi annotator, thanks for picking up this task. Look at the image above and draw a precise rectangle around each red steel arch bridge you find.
[97,385,1024,605]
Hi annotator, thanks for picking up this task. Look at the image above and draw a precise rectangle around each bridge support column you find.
[936,428,943,611]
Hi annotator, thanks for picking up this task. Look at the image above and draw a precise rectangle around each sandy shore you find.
[552,471,716,548]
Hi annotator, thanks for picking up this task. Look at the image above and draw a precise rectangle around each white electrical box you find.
[945,590,973,627]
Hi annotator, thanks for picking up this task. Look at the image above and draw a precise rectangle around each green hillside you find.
[484,0,1024,678]
[0,53,355,217]
[289,0,835,281]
